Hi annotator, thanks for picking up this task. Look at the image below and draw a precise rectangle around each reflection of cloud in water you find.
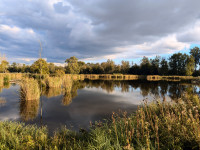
[0,80,198,133]
[0,85,20,121]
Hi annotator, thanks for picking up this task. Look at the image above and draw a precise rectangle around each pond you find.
[0,80,199,133]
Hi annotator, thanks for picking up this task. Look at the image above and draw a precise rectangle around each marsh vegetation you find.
[0,90,200,149]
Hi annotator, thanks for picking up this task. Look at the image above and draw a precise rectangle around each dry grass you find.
[20,78,40,101]
[63,77,73,92]
[45,77,62,88]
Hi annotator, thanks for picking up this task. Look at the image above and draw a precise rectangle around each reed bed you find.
[0,91,200,149]
[63,77,73,92]
[20,78,40,101]
[45,77,62,88]
[0,73,23,81]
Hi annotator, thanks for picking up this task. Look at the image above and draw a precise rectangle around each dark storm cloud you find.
[0,0,200,63]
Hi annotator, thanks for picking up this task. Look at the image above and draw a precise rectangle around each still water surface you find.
[0,80,198,132]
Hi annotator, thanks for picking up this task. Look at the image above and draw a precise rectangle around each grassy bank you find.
[0,91,200,150]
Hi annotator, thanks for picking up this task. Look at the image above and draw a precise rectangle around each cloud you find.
[0,0,200,63]
[177,21,200,43]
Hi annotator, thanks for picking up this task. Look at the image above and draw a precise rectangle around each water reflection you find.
[20,99,39,121]
[0,80,199,132]
[0,97,6,107]
[43,87,63,98]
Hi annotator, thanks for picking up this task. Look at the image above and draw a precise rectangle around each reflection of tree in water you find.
[42,87,63,98]
[101,81,115,93]
[20,99,39,121]
[168,83,186,100]
[62,80,200,103]
[140,82,151,97]
[149,82,160,98]
[159,82,169,97]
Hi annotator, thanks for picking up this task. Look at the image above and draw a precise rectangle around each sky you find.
[0,0,200,65]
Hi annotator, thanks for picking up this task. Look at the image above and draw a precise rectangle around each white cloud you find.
[0,0,200,63]
[177,21,200,43]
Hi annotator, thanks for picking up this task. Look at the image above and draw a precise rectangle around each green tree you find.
[65,56,80,74]
[31,58,49,74]
[189,47,200,70]
[140,56,151,75]
[0,60,9,73]
[150,56,160,75]
[101,59,115,74]
[186,55,195,76]
[121,61,130,74]
[48,63,56,74]
[169,53,187,75]
[159,58,169,75]
[129,64,140,75]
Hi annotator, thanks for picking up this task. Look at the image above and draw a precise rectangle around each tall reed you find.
[63,76,73,92]
[20,78,40,100]
[45,77,62,88]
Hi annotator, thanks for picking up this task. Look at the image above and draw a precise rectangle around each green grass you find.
[0,91,200,150]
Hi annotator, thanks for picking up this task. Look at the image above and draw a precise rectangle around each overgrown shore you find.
[0,91,199,150]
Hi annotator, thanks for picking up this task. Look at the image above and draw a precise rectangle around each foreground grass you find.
[0,92,200,150]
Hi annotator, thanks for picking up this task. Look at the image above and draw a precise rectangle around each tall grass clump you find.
[0,122,48,150]
[63,77,73,92]
[93,92,200,150]
[45,77,62,88]
[20,78,40,101]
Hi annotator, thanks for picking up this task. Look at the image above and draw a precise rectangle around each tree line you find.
[1,47,200,76]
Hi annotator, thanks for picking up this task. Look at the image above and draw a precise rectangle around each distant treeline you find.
[1,47,200,76]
